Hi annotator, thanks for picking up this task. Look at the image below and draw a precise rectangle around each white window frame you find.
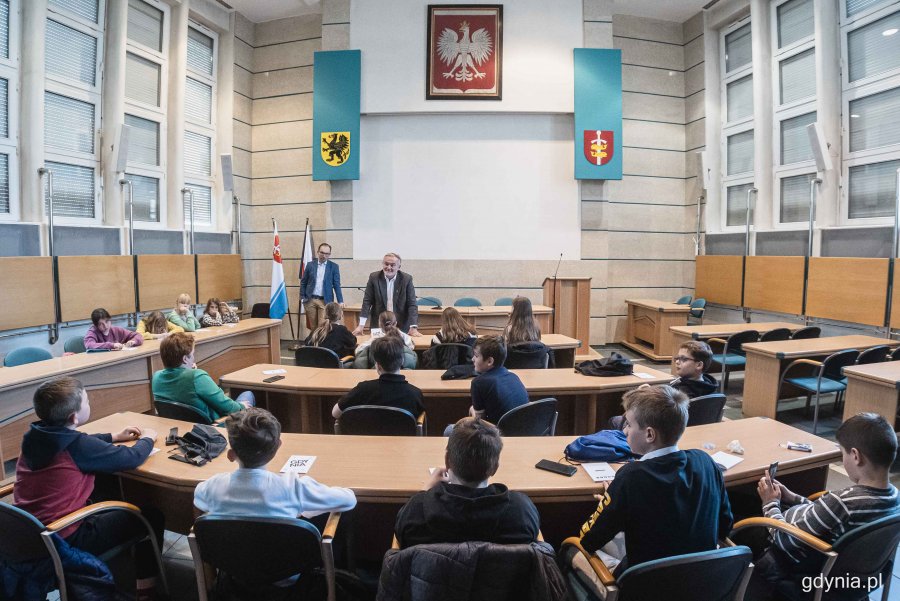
[183,19,217,230]
[840,149,900,224]
[772,0,816,55]
[841,0,899,25]
[724,176,757,229]
[775,166,819,226]
[0,0,20,222]
[840,3,900,92]
[842,78,900,161]
[125,0,168,228]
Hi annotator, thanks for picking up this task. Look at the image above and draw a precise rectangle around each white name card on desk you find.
[263,369,287,375]
[582,462,616,482]
[280,455,316,474]
[711,451,744,471]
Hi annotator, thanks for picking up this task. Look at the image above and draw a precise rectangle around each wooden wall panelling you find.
[197,254,242,303]
[743,256,805,315]
[806,257,888,327]
[58,256,136,322]
[136,254,197,312]
[0,257,56,330]
[694,255,744,307]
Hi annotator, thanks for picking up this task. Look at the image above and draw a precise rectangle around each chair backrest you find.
[416,296,442,307]
[725,330,760,356]
[421,343,473,370]
[505,343,551,369]
[791,326,821,340]
[822,348,860,381]
[686,393,727,426]
[496,398,558,436]
[3,346,53,367]
[336,405,418,436]
[63,336,86,354]
[250,303,270,318]
[674,295,692,305]
[153,398,213,425]
[829,513,900,583]
[454,297,482,307]
[857,344,890,365]
[295,346,342,368]
[191,515,324,587]
[0,502,53,563]
[494,297,515,306]
[892,346,900,362]
[689,298,706,318]
[759,328,791,342]
[617,546,752,601]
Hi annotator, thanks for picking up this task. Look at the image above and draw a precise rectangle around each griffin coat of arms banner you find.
[426,5,503,100]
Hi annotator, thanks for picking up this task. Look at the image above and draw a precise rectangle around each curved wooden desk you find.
[0,319,281,475]
[342,304,553,335]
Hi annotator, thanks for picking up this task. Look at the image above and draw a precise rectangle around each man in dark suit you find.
[300,242,344,327]
[352,252,421,336]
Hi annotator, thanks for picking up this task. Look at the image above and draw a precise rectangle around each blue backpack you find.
[564,429,636,462]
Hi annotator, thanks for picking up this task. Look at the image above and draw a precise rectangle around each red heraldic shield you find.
[583,130,614,166]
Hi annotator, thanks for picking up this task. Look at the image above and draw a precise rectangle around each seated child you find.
[356,311,415,352]
[200,297,224,328]
[194,407,356,518]
[152,332,254,422]
[218,300,240,324]
[304,302,357,358]
[14,377,162,596]
[570,385,732,575]
[431,307,478,347]
[671,340,719,397]
[395,417,540,548]
[469,336,529,424]
[137,310,184,340]
[84,308,144,350]
[752,413,900,592]
[333,336,424,419]
[167,293,201,332]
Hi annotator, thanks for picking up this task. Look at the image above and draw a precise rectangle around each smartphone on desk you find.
[262,375,285,383]
[535,459,577,477]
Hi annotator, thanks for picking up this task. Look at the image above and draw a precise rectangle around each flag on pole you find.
[269,221,289,320]
[298,220,314,316]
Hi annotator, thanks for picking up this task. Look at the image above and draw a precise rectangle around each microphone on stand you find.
[553,253,563,279]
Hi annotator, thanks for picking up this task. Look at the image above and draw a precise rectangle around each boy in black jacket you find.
[671,340,719,397]
[395,417,540,547]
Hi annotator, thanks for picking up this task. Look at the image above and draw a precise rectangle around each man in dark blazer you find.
[352,252,421,336]
[300,242,344,327]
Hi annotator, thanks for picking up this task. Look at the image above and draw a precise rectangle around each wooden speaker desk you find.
[341,304,553,336]
[621,299,691,361]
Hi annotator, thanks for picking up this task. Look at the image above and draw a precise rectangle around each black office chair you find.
[153,398,213,425]
[496,398,558,436]
[295,346,350,368]
[505,342,552,369]
[759,328,792,342]
[334,405,425,436]
[0,483,169,601]
[708,330,759,392]
[891,346,900,362]
[189,513,341,601]
[791,326,821,340]
[686,393,727,426]
[857,345,890,365]
[778,348,859,434]
[421,343,473,370]
[250,303,270,318]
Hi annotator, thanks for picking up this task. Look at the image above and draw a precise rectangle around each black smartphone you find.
[535,459,577,477]
[768,461,779,485]
[169,454,208,467]
[165,427,178,446]
[262,375,285,383]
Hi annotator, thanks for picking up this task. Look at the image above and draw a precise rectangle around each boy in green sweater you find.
[151,332,254,421]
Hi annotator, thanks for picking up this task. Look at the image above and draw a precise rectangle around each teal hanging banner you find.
[574,48,622,180]
[313,50,361,181]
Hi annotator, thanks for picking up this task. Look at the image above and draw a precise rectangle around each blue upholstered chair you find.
[3,347,53,367]
[494,297,515,306]
[708,330,759,392]
[778,348,859,434]
[63,336,86,354]
[688,298,707,324]
[416,296,442,307]
[759,328,791,342]
[454,297,482,307]
[674,295,692,305]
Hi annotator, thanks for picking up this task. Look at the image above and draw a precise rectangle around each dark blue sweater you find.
[471,366,529,424]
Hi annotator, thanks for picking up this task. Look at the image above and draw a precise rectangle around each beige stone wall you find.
[234,2,699,344]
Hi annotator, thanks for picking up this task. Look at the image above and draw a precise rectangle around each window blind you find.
[185,77,212,124]
[726,183,754,226]
[184,130,211,176]
[125,172,159,222]
[781,111,817,164]
[0,77,8,139]
[0,0,10,60]
[780,173,815,223]
[44,161,95,218]
[127,0,163,52]
[46,19,98,87]
[183,183,211,226]
[849,86,900,152]
[725,24,752,73]
[778,0,814,48]
[847,0,889,17]
[125,52,160,107]
[727,130,754,175]
[49,0,99,24]
[45,91,95,154]
[727,75,753,122]
[780,48,816,105]
[848,12,900,83]
[187,27,214,77]
[124,114,158,166]
[849,160,900,218]
[0,153,8,214]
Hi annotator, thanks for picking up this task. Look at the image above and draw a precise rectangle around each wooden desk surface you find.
[355,333,581,352]
[625,299,692,313]
[82,412,839,500]
[742,335,897,359]
[344,304,553,316]
[220,364,673,396]
[843,361,900,388]
[670,322,803,339]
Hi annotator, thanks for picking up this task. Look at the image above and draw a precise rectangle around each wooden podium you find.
[543,277,591,349]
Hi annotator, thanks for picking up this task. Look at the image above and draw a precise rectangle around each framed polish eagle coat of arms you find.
[426,5,503,100]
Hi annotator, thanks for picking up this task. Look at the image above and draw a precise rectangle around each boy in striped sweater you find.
[755,412,900,588]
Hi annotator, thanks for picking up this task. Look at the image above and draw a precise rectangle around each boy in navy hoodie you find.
[670,340,719,397]
[14,376,162,597]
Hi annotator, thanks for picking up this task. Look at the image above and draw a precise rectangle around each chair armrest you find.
[787,359,824,369]
[707,337,727,348]
[0,481,14,498]
[537,530,544,542]
[391,535,400,550]
[322,512,341,540]
[340,355,354,363]
[45,501,142,532]
[731,517,832,554]
[808,491,828,502]
[417,412,426,426]
[561,536,616,587]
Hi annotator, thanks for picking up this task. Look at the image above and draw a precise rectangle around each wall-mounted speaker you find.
[115,125,130,173]
[221,154,234,192]
[696,150,710,190]
[806,122,833,173]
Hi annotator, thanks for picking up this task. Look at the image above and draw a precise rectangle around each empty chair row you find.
[294,342,553,370]
[417,296,516,307]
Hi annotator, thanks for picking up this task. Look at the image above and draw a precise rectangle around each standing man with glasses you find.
[353,252,421,337]
[300,243,344,327]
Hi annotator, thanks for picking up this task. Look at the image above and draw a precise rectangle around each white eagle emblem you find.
[437,20,493,82]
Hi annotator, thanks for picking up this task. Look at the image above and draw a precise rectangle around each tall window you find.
[183,22,216,228]
[0,0,17,219]
[721,19,755,228]
[44,0,104,221]
[123,0,167,224]
[841,0,900,222]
